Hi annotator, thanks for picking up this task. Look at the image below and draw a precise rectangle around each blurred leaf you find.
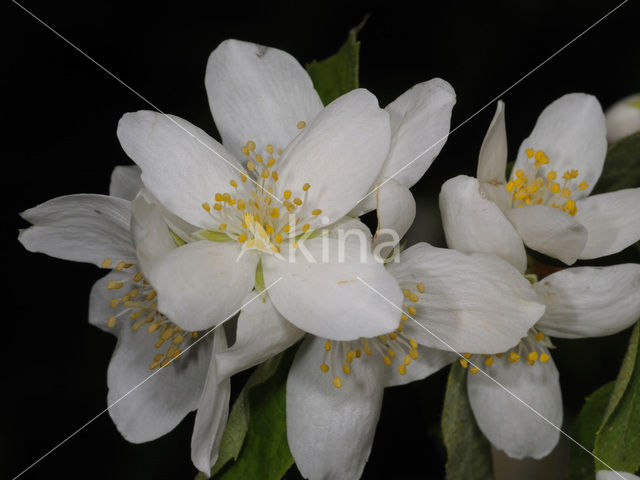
[593,132,640,194]
[568,382,614,480]
[306,16,367,105]
[441,362,493,480]
[594,321,640,473]
[205,347,297,480]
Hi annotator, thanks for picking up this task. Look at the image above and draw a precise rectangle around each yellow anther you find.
[407,306,417,316]
[515,170,525,178]
[383,355,392,366]
[264,224,274,235]
[149,361,159,370]
[312,209,322,216]
[578,181,588,190]
[409,339,418,350]
[325,340,332,351]
[246,140,256,151]
[265,144,274,154]
[409,292,419,303]
[508,351,521,363]
[271,245,280,253]
[282,225,291,233]
[526,148,535,158]
[161,328,174,341]
[388,332,398,341]
[267,157,276,167]
[270,208,280,218]
[401,314,408,322]
[409,349,419,360]
[403,289,411,298]
[237,234,247,243]
[464,353,472,358]
[191,332,198,338]
[297,121,306,129]
[535,332,545,341]
[292,242,298,249]
[303,183,310,191]
[260,169,270,179]
[283,190,292,200]
[470,367,479,374]
[230,179,238,188]
[218,224,227,231]
[561,188,571,199]
[396,324,404,333]
[343,364,351,374]
[534,150,545,161]
[540,353,550,363]
[213,203,223,211]
[302,224,310,232]
[107,280,124,290]
[527,351,539,365]
[417,282,426,293]
[107,316,116,328]
[272,171,279,181]
[356,349,362,358]
[272,234,282,244]
[202,202,211,212]
[398,364,407,375]
[172,334,184,345]
[147,323,159,334]
[101,258,112,268]
[240,173,247,183]
[333,376,342,388]
[550,182,561,194]
[154,339,165,349]
[115,261,128,271]
[505,181,515,193]
[277,148,283,155]
[547,171,557,181]
[241,146,250,156]
[316,363,328,374]
[133,272,144,282]
[404,354,412,366]
[247,161,256,171]
[160,358,171,368]
[459,358,469,368]
[484,356,494,366]
[293,198,302,206]
[109,298,121,308]
[387,348,396,358]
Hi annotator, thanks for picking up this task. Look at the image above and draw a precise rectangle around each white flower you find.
[440,94,640,269]
[605,93,640,143]
[19,167,229,473]
[436,96,640,459]
[116,39,404,341]
[215,234,545,479]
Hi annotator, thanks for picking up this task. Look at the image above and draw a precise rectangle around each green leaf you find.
[568,382,614,480]
[593,131,640,194]
[594,321,640,472]
[441,362,493,480]
[306,16,368,105]
[203,347,297,480]
[195,229,233,242]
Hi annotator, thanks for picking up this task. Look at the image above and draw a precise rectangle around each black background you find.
[5,0,640,478]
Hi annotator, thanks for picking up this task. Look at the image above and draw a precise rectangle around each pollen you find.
[101,258,113,268]
[297,121,306,129]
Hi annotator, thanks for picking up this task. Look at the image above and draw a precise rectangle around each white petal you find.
[383,346,456,387]
[107,324,212,443]
[477,100,508,185]
[130,193,177,278]
[576,188,640,259]
[286,336,384,480]
[467,353,562,459]
[215,291,304,378]
[534,264,640,338]
[109,165,142,201]
[263,237,402,341]
[379,78,456,187]
[514,93,606,199]
[89,271,134,335]
[276,89,391,226]
[117,111,243,228]
[205,39,323,156]
[191,329,231,473]
[387,243,544,354]
[19,194,135,267]
[504,205,587,265]
[372,178,416,260]
[605,93,640,144]
[597,471,640,480]
[327,216,373,242]
[439,176,527,273]
[149,241,258,332]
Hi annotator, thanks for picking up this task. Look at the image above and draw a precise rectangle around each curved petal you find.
[149,241,258,332]
[89,270,135,335]
[276,89,391,226]
[117,111,243,229]
[439,175,527,273]
[504,205,587,265]
[191,329,231,473]
[263,237,402,341]
[378,78,456,187]
[372,178,416,260]
[605,93,640,144]
[130,193,177,278]
[286,336,385,480]
[107,324,212,443]
[19,194,135,267]
[514,93,606,200]
[477,100,508,185]
[205,39,323,156]
[534,264,640,338]
[576,188,640,259]
[387,243,544,354]
[467,353,562,459]
[110,165,142,201]
[384,346,456,387]
[216,291,305,378]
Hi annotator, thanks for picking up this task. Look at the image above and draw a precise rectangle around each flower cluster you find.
[18,39,640,480]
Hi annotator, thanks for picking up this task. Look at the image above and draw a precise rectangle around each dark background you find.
[4,0,640,478]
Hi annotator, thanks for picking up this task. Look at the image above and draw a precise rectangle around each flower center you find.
[459,328,551,374]
[320,282,426,388]
[101,257,202,370]
[200,125,324,256]
[505,148,589,216]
